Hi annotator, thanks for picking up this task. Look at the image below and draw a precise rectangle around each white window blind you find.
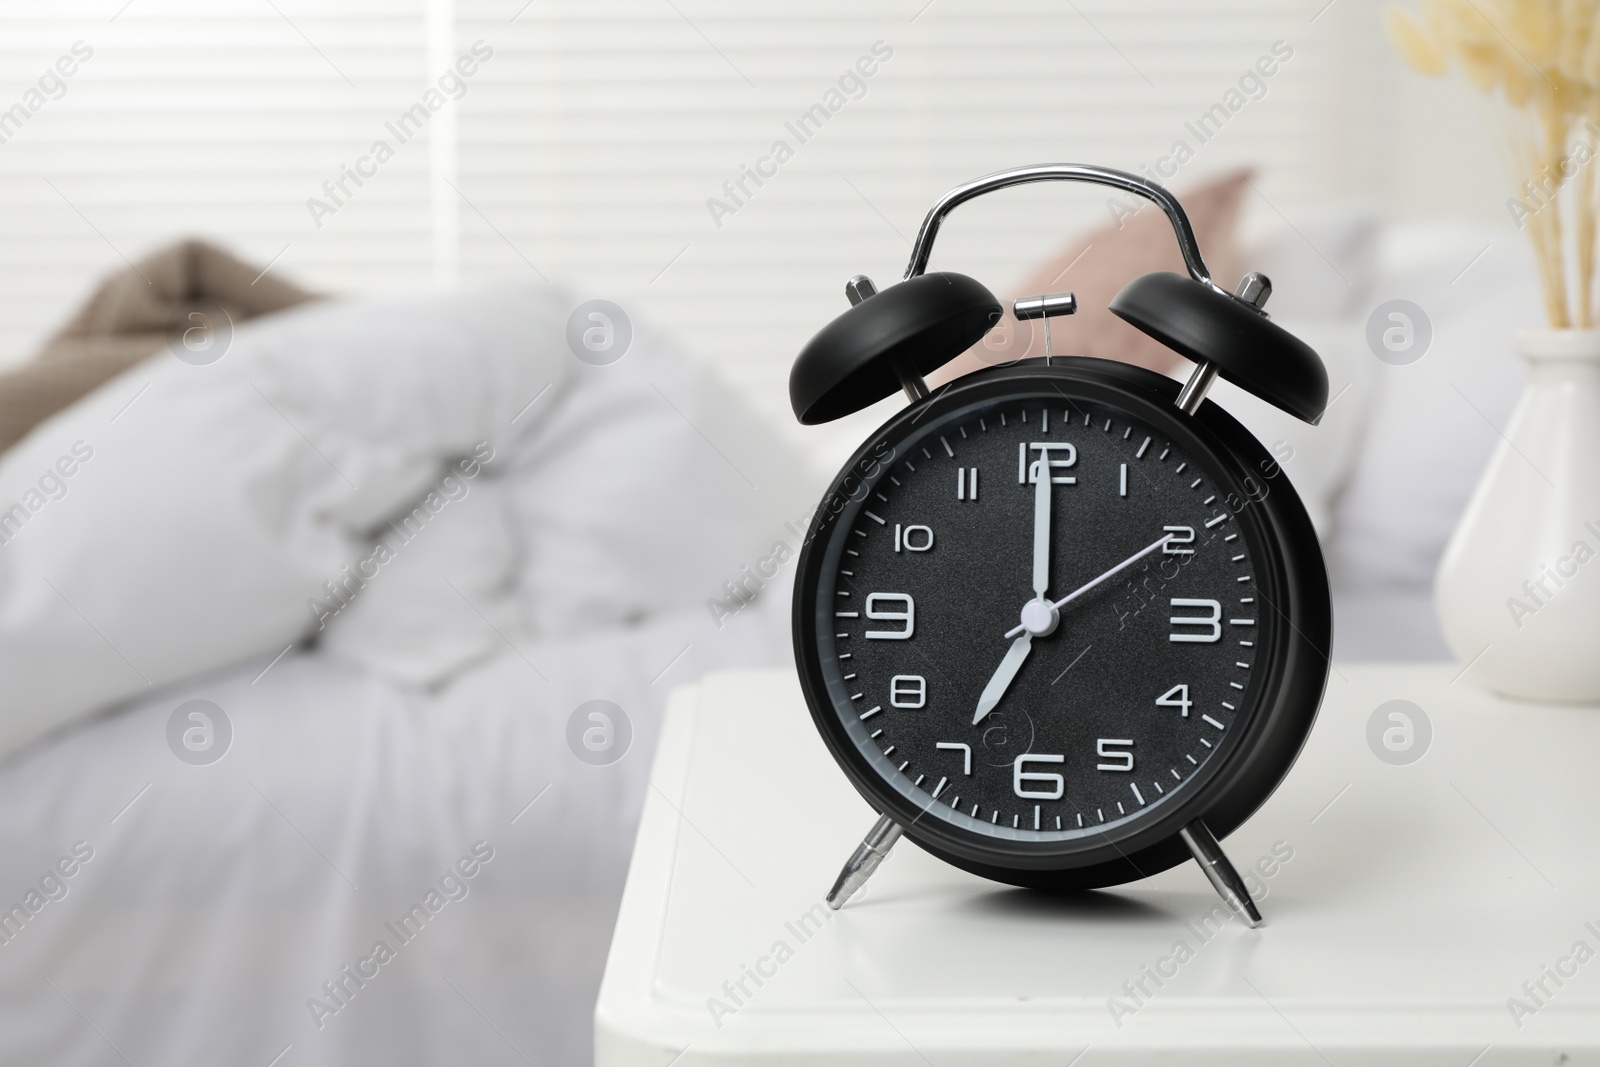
[0,0,438,363]
[0,0,1382,428]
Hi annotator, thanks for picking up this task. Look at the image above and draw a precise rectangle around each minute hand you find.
[1004,533,1173,640]
[1031,448,1051,599]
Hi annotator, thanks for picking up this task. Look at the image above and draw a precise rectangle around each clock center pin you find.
[1019,597,1059,637]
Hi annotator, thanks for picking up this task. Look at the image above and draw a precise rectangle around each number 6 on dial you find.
[1013,753,1065,799]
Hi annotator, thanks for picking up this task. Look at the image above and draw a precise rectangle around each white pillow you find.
[0,281,568,757]
[1328,223,1539,593]
[1170,314,1373,543]
[316,469,522,687]
[325,307,816,677]
[1238,203,1380,319]
[505,317,819,639]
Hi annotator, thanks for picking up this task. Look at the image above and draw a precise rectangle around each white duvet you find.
[0,281,809,1066]
[0,600,792,1065]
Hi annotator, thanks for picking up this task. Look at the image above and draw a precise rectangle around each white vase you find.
[1435,328,1600,703]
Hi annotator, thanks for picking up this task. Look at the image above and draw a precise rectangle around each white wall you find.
[1380,41,1508,226]
[0,1,439,354]
[454,0,1386,429]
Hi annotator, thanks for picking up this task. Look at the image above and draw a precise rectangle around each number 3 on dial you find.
[1169,598,1221,643]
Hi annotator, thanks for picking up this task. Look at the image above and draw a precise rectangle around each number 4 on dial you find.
[1156,684,1192,718]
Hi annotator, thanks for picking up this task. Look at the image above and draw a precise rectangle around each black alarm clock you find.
[789,164,1331,927]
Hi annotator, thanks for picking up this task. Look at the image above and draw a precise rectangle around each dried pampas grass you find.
[1387,0,1600,327]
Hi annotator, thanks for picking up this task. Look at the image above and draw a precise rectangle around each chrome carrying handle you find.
[901,163,1226,296]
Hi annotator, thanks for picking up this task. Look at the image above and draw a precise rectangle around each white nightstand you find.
[596,665,1600,1065]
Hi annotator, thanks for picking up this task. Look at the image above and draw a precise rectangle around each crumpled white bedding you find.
[0,278,812,1066]
[0,278,808,754]
[0,593,790,1067]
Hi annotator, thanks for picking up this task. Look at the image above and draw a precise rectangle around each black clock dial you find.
[799,366,1301,875]
[816,394,1265,840]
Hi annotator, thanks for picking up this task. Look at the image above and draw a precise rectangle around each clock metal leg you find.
[1174,273,1272,416]
[825,814,903,910]
[844,275,930,405]
[891,358,930,403]
[1179,819,1264,929]
[1174,360,1219,414]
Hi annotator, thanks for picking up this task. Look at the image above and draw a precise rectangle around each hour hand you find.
[973,633,1032,725]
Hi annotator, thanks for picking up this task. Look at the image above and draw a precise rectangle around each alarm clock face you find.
[794,360,1327,887]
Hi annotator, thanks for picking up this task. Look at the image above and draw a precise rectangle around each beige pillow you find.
[930,169,1250,385]
[0,238,318,453]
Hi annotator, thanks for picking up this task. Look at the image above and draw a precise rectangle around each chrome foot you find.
[825,814,903,910]
[1179,819,1263,929]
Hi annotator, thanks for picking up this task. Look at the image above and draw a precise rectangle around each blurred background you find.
[0,3,1550,1066]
